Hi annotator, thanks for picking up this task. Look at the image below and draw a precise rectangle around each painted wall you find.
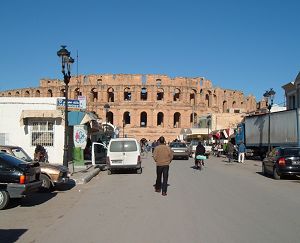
[0,97,65,164]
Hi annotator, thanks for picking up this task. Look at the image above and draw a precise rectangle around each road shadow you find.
[7,192,57,209]
[54,179,76,191]
[0,229,27,243]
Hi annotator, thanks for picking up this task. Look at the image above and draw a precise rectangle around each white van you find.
[106,138,142,175]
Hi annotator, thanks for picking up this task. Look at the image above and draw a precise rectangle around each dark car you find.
[0,145,70,191]
[0,152,42,210]
[170,142,190,160]
[262,147,300,179]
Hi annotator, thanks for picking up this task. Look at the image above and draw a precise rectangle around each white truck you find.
[236,108,298,159]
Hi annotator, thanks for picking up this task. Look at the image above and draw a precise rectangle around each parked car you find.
[106,138,142,175]
[262,147,300,179]
[170,142,190,160]
[0,152,42,209]
[0,145,70,191]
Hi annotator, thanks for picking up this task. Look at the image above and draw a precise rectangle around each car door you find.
[264,149,276,173]
[122,140,139,166]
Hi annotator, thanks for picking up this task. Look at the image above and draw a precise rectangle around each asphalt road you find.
[1,154,300,243]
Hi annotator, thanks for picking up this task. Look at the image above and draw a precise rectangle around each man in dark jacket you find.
[195,141,205,168]
[227,141,234,163]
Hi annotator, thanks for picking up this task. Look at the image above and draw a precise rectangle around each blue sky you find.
[0,0,299,105]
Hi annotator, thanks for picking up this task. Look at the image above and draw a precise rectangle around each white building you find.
[0,97,65,164]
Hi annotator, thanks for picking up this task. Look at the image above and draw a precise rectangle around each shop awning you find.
[20,110,63,125]
[80,112,99,125]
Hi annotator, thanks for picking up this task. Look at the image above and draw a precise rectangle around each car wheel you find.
[137,167,142,174]
[40,174,52,191]
[262,162,267,175]
[273,168,281,180]
[107,169,112,175]
[0,190,10,210]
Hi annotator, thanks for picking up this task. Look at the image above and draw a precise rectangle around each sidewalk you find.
[69,163,105,185]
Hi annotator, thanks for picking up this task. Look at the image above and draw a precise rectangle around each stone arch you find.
[107,87,114,102]
[8,92,11,96]
[232,101,236,108]
[74,88,81,99]
[24,90,30,97]
[173,88,181,101]
[123,111,131,125]
[205,94,210,107]
[223,101,228,113]
[107,111,114,124]
[157,88,164,101]
[141,87,148,101]
[90,88,98,102]
[157,112,164,127]
[47,89,53,97]
[190,89,197,105]
[190,112,197,127]
[35,90,41,97]
[140,111,147,127]
[174,112,181,128]
[16,91,20,96]
[156,79,162,88]
[213,94,217,106]
[124,87,131,101]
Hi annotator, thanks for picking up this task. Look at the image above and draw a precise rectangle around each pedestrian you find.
[238,142,246,163]
[153,136,173,196]
[226,140,234,163]
[195,141,205,168]
[151,140,157,153]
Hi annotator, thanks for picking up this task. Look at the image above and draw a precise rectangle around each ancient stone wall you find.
[0,74,257,141]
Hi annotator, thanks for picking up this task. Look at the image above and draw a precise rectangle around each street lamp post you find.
[57,45,74,168]
[263,88,276,154]
[104,103,110,142]
[207,115,211,145]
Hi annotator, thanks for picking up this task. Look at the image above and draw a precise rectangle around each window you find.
[30,121,54,146]
[109,141,137,152]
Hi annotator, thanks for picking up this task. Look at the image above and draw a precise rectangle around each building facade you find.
[0,74,257,141]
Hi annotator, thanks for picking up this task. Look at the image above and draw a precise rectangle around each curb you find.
[73,168,101,185]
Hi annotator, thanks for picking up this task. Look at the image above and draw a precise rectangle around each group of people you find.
[225,141,246,163]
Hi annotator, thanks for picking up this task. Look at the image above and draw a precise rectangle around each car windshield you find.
[170,143,187,148]
[11,148,32,162]
[0,152,25,166]
[110,141,138,152]
[282,148,300,157]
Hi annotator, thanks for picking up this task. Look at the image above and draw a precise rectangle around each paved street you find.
[1,154,300,243]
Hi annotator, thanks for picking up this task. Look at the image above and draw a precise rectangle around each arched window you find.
[107,111,114,124]
[123,111,131,125]
[74,88,81,99]
[190,89,196,105]
[157,88,164,101]
[140,112,147,127]
[141,87,147,101]
[90,88,98,102]
[190,113,197,127]
[173,112,181,128]
[47,89,53,97]
[35,90,40,97]
[124,87,131,101]
[205,94,210,107]
[8,92,11,96]
[223,101,228,113]
[25,90,30,97]
[232,101,236,108]
[157,112,164,127]
[107,87,114,102]
[173,88,180,101]
[16,91,20,96]
[156,79,162,88]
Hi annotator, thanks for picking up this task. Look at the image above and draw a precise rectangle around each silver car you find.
[169,142,190,160]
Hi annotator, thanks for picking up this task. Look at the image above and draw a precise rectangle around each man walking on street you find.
[153,136,173,196]
[238,142,246,163]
